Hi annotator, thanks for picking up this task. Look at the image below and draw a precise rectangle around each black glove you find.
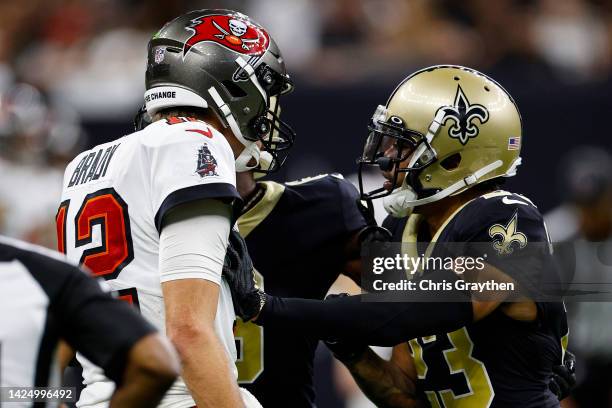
[222,229,266,321]
[322,293,369,363]
[549,350,576,400]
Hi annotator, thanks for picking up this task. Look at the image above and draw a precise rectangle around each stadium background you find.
[0,0,611,407]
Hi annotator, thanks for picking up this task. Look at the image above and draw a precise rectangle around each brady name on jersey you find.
[58,117,240,407]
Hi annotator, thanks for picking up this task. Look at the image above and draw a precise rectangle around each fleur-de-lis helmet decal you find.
[488,211,527,255]
[437,85,489,145]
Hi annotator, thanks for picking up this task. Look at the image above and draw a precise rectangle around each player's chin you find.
[246,157,258,168]
[383,180,394,192]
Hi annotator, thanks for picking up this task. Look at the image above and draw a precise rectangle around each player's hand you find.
[549,350,576,400]
[222,229,266,321]
[323,293,369,364]
[355,197,392,246]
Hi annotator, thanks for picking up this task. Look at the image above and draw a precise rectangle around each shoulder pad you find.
[142,119,226,148]
[285,173,345,186]
[281,173,367,234]
[468,190,542,221]
[283,173,358,202]
[451,190,550,244]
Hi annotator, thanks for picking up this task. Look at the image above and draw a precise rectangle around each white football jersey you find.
[58,118,240,408]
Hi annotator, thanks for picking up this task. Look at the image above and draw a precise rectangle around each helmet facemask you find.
[358,105,438,202]
[251,62,295,173]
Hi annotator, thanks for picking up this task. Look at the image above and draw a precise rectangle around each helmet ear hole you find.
[440,153,461,171]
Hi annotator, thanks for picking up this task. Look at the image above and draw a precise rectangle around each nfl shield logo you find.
[154,48,165,64]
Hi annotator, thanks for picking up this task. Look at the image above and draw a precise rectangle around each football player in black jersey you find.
[233,168,374,406]
[226,65,572,408]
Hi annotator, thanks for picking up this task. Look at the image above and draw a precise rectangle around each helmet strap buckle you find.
[464,174,478,185]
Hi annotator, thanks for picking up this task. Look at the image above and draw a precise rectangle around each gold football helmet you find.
[358,65,522,217]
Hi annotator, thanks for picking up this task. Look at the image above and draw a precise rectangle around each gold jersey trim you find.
[237,181,286,238]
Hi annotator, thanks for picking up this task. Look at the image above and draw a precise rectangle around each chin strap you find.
[383,185,417,218]
[207,56,272,173]
[383,160,504,218]
[504,157,522,177]
[407,110,446,168]
[235,143,261,172]
[207,85,260,172]
[253,151,274,179]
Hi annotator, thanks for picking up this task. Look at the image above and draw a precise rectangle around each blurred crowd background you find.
[1,0,611,407]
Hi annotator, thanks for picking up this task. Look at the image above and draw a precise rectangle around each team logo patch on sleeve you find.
[196,144,218,177]
[488,210,527,255]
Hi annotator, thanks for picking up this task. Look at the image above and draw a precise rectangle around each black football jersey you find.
[383,190,569,408]
[236,174,367,407]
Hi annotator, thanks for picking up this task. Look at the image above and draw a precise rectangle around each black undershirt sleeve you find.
[257,291,473,346]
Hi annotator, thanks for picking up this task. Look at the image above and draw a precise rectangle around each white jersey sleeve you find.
[148,120,241,232]
[159,199,231,284]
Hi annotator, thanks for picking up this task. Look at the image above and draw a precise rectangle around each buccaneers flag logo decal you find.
[183,14,270,58]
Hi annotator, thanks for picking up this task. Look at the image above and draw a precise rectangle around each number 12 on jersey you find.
[56,188,137,305]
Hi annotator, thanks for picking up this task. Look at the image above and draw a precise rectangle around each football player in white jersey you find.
[56,9,295,408]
